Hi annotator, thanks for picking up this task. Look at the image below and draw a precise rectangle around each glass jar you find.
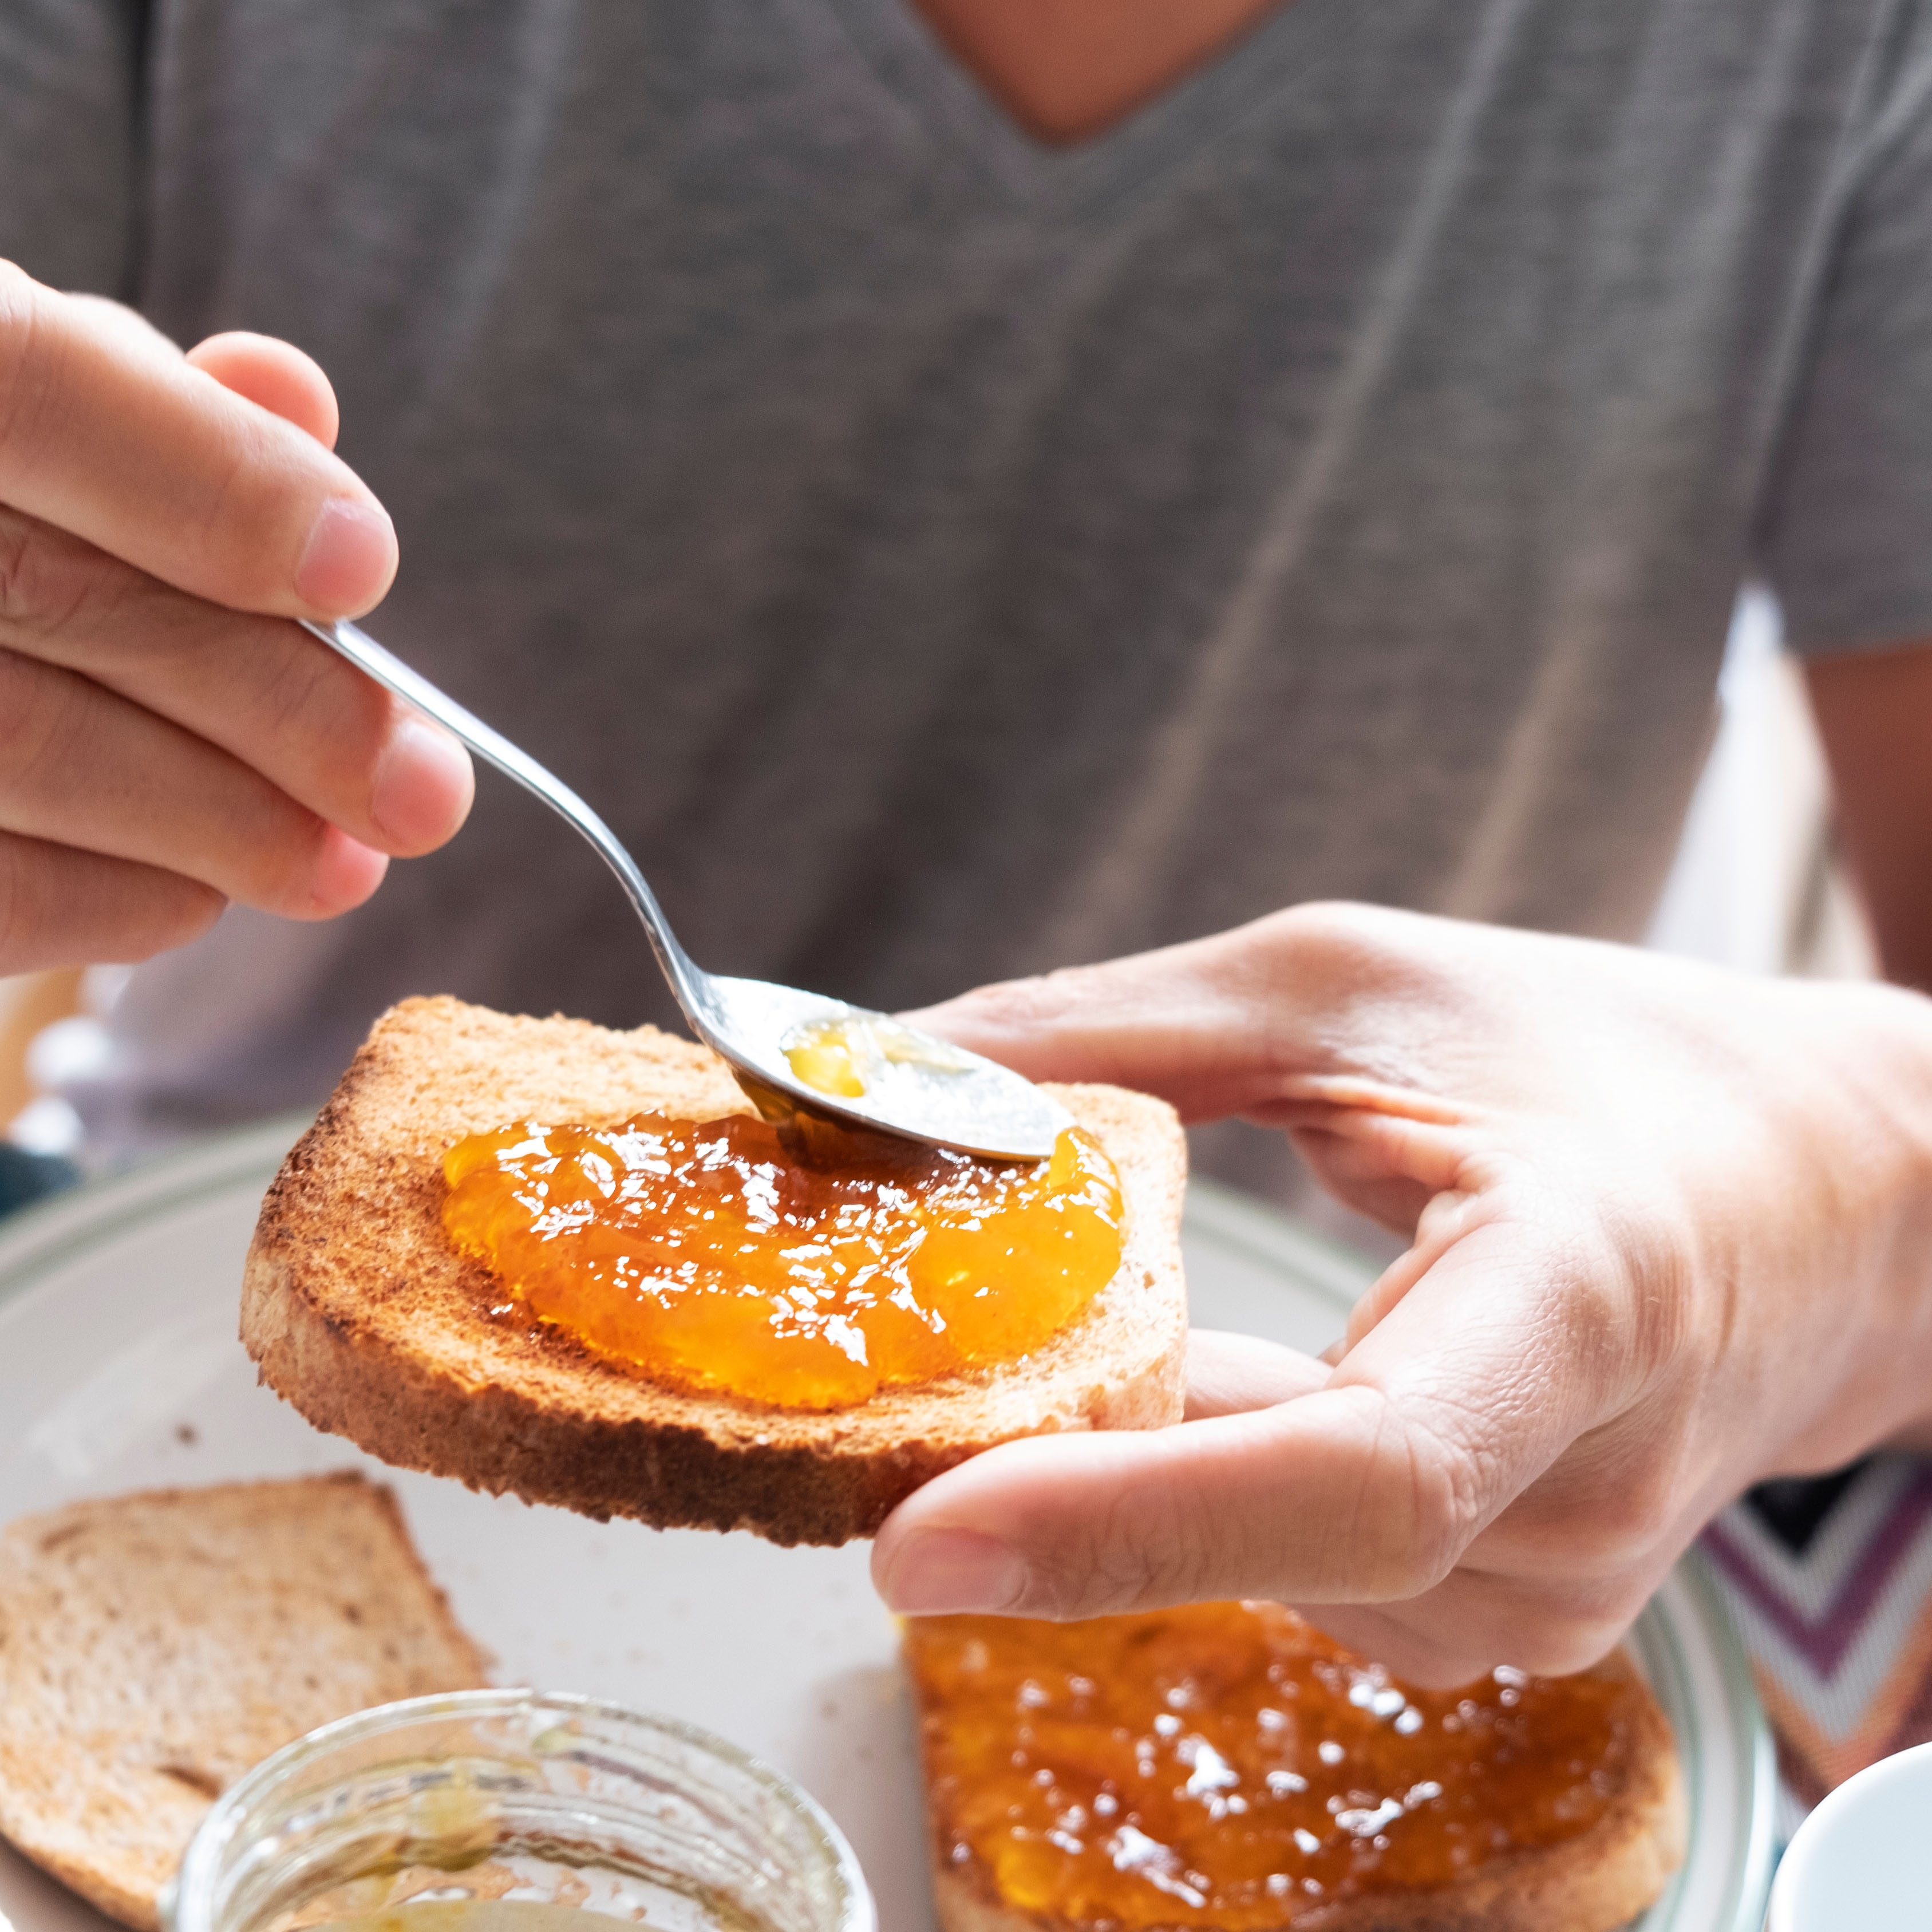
[164,1690,874,1932]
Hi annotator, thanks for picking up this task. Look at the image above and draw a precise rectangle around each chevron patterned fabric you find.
[1704,1457,1932,1843]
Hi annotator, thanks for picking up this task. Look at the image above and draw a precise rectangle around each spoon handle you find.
[299,617,711,1024]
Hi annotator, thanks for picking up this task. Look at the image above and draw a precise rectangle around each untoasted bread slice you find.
[242,997,1188,1547]
[905,1607,1686,1932]
[0,1473,488,1931]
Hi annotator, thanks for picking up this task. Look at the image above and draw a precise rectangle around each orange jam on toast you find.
[906,1602,1643,1930]
[441,1115,1123,1409]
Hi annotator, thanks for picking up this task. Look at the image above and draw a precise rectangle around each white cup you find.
[1766,1739,1932,1931]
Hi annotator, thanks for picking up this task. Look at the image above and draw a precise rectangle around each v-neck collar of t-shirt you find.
[816,0,1350,219]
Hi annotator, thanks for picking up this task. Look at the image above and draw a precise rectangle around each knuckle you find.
[0,264,55,472]
[1603,1215,1695,1384]
[0,646,89,793]
[1021,1471,1232,1621]
[1026,1495,1194,1621]
[1244,902,1417,1036]
[1577,1470,1680,1569]
[1354,1397,1496,1599]
[259,627,390,764]
[256,636,339,738]
[1260,899,1392,967]
[955,972,1070,1030]
[183,432,264,590]
[0,508,87,634]
[0,260,31,384]
[1511,1440,1692,1583]
[0,507,147,649]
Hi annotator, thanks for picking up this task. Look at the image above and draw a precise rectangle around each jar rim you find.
[169,1688,874,1932]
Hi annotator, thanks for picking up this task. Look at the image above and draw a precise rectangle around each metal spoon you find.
[301,617,1070,1160]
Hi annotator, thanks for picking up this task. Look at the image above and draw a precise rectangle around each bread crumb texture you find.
[0,1473,487,1931]
[243,998,1190,1546]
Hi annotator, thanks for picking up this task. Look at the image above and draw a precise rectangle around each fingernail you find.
[881,1530,1028,1615]
[295,497,396,611]
[370,716,473,849]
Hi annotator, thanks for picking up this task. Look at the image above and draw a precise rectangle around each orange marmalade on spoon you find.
[907,1601,1662,1930]
[441,1114,1122,1408]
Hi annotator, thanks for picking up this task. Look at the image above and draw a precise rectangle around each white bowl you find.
[1767,1741,1932,1930]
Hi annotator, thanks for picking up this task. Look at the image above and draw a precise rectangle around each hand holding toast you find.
[0,264,471,971]
[879,904,1932,1686]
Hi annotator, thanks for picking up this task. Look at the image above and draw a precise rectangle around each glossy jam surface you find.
[442,1114,1122,1409]
[907,1602,1639,1930]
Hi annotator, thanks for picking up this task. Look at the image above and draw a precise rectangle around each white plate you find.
[0,1121,1773,1932]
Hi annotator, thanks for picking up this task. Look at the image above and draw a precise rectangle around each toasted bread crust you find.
[243,998,1189,1546]
[919,1645,1685,1932]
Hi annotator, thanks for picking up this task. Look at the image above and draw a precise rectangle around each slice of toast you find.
[905,1607,1686,1932]
[242,997,1189,1547]
[0,1473,488,1932]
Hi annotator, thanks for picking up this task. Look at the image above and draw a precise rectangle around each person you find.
[3,0,1932,1681]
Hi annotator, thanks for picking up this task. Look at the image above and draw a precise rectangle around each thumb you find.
[872,1204,1627,1676]
[871,1385,1457,1619]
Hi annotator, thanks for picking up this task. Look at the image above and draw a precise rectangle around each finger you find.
[874,1211,1634,1637]
[903,915,1311,1118]
[0,644,390,917]
[1340,1186,1483,1353]
[60,294,183,357]
[906,903,1495,1122]
[1262,1094,1485,1243]
[0,265,393,615]
[187,332,339,449]
[1184,1329,1330,1419]
[1301,1434,1725,1681]
[872,1388,1465,1620]
[0,508,472,856]
[1294,1548,1667,1685]
[0,830,226,972]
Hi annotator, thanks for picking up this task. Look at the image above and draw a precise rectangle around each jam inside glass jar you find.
[165,1690,872,1932]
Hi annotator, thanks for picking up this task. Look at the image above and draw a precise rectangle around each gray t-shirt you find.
[7,0,1932,1198]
